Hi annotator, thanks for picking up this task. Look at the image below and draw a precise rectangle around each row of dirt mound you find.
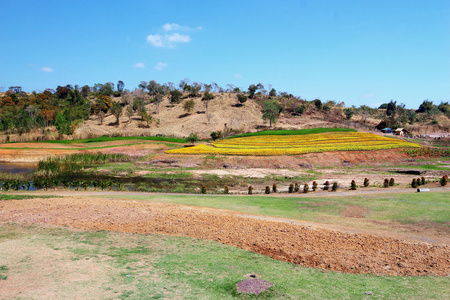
[0,197,448,276]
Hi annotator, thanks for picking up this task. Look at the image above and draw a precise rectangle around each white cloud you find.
[234,74,242,79]
[133,62,145,68]
[147,33,191,48]
[40,67,54,72]
[155,62,168,71]
[162,23,202,32]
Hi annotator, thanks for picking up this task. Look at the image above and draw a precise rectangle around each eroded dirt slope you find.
[0,197,448,277]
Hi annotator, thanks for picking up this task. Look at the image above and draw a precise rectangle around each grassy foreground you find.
[0,223,448,299]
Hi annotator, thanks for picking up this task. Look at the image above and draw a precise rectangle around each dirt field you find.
[1,196,448,277]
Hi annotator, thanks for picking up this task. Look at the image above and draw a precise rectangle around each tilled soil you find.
[0,197,449,277]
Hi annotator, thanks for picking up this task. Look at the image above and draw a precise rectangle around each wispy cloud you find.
[234,74,242,79]
[147,23,201,48]
[155,62,168,71]
[40,67,54,72]
[133,62,145,68]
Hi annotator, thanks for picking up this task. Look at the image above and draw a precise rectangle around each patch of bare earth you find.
[0,197,448,277]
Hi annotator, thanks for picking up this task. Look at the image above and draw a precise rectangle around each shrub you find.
[324,181,330,190]
[421,177,426,185]
[288,183,294,193]
[248,186,253,194]
[224,186,229,194]
[389,178,395,186]
[272,183,277,193]
[312,181,318,191]
[416,178,421,186]
[364,178,369,187]
[411,178,418,188]
[210,131,222,141]
[350,180,357,190]
[294,182,299,192]
[201,185,207,194]
[332,182,338,192]
[384,178,389,188]
[440,175,448,186]
[265,186,271,194]
[303,184,309,193]
[187,132,199,144]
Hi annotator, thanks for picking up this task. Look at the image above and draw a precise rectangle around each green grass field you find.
[0,223,447,299]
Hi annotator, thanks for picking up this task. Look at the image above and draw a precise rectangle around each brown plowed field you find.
[1,197,448,277]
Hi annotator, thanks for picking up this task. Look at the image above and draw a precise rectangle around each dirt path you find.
[0,195,448,277]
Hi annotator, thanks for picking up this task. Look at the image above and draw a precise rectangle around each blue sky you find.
[0,0,449,108]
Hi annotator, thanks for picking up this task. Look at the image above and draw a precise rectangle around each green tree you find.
[117,80,125,94]
[187,132,199,144]
[237,94,247,106]
[110,101,123,124]
[170,89,183,104]
[183,99,195,114]
[269,88,277,97]
[248,84,257,99]
[344,108,353,120]
[262,100,282,127]
[313,99,322,110]
[139,108,152,127]
[54,112,69,134]
[417,100,436,113]
[126,105,133,122]
[386,100,397,116]
[202,91,214,112]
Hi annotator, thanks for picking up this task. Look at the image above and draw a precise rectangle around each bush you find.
[224,186,229,194]
[288,183,294,193]
[312,181,318,191]
[332,182,338,192]
[440,175,448,186]
[303,184,309,193]
[187,132,199,144]
[384,178,389,188]
[210,131,222,141]
[416,178,421,186]
[364,178,369,187]
[201,185,207,194]
[350,180,357,190]
[324,181,330,191]
[421,177,426,185]
[248,186,253,194]
[265,186,271,194]
[294,182,299,192]
[411,178,418,188]
[389,178,395,186]
[272,183,277,193]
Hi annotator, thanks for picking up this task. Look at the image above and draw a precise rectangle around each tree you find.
[187,132,199,144]
[183,99,195,114]
[117,80,125,94]
[126,105,133,122]
[344,108,353,120]
[417,100,436,113]
[139,108,152,127]
[313,99,322,110]
[262,100,282,127]
[210,130,221,141]
[170,89,183,104]
[386,100,397,116]
[54,112,69,134]
[269,88,277,97]
[110,101,123,124]
[202,91,214,112]
[248,84,257,99]
[237,94,247,106]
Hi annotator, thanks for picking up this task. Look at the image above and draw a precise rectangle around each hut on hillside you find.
[394,128,409,136]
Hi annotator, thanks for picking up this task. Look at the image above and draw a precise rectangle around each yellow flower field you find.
[166,132,421,156]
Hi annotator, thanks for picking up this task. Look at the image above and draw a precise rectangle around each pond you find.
[0,162,37,174]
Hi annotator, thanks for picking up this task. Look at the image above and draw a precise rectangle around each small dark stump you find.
[236,279,273,295]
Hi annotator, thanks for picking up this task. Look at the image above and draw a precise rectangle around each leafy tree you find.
[262,100,282,127]
[344,108,353,120]
[248,84,257,99]
[417,100,436,113]
[125,105,133,122]
[132,97,145,112]
[187,132,199,144]
[54,112,69,134]
[210,130,221,141]
[183,99,195,113]
[139,108,152,127]
[313,99,322,110]
[378,103,388,109]
[202,91,214,111]
[110,101,123,124]
[80,85,90,97]
[269,88,277,97]
[170,89,183,104]
[237,94,247,106]
[95,94,113,113]
[386,100,397,116]
[117,80,125,94]
[438,101,450,117]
